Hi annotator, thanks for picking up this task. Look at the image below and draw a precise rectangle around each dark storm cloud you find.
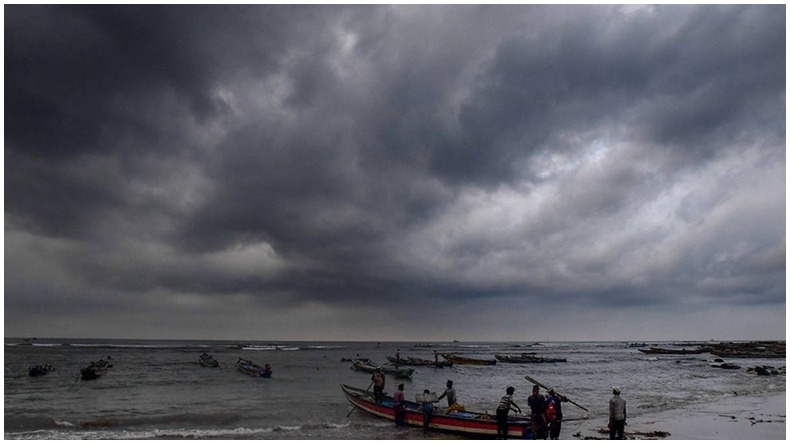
[5,5,785,340]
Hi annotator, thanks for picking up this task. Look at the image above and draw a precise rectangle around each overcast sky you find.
[5,5,786,342]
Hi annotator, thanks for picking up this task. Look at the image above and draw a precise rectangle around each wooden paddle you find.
[525,375,589,412]
[346,381,374,417]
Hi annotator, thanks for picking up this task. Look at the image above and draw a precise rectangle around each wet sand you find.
[570,392,785,440]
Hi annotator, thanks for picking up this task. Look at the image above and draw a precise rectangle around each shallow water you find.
[4,339,785,439]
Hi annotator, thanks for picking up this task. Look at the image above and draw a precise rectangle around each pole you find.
[347,381,375,417]
[525,375,589,412]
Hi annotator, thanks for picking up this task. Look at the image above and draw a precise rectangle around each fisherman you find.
[371,368,386,404]
[608,387,627,440]
[436,380,456,407]
[496,386,522,439]
[393,383,406,425]
[421,389,433,431]
[546,388,567,440]
[527,384,548,439]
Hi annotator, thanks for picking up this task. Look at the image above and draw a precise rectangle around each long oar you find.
[347,381,374,417]
[525,375,589,412]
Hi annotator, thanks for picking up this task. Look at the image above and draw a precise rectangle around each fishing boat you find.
[351,359,415,379]
[341,384,530,438]
[236,358,272,378]
[495,354,567,364]
[637,347,707,355]
[199,353,221,368]
[386,355,453,368]
[80,359,111,380]
[28,364,53,376]
[440,353,497,366]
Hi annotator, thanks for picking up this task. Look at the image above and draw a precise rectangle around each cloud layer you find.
[5,5,785,340]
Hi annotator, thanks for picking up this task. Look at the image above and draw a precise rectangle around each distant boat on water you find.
[81,358,112,380]
[495,354,566,364]
[638,347,706,355]
[351,359,414,379]
[199,353,220,368]
[236,358,272,378]
[440,353,496,366]
[28,364,53,376]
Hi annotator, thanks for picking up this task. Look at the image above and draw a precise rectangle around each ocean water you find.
[4,339,785,439]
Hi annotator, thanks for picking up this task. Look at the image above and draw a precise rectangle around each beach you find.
[5,339,785,440]
[568,392,786,440]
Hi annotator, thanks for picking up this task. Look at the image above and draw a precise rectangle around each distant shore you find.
[570,392,785,440]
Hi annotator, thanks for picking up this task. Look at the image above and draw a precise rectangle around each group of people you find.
[381,373,457,432]
[498,385,627,440]
[494,385,566,439]
[370,369,627,440]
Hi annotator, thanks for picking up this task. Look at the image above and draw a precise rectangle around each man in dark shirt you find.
[527,385,548,439]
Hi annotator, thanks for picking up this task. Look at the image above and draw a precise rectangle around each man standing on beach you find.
[546,388,566,439]
[609,387,627,440]
[527,385,548,439]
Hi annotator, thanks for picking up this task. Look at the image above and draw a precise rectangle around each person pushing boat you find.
[496,386,522,439]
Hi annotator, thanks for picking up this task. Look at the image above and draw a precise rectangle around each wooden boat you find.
[495,354,567,364]
[236,358,272,378]
[351,360,415,379]
[440,353,496,366]
[199,353,220,368]
[386,355,453,368]
[341,384,529,438]
[638,347,706,355]
[28,364,53,376]
[80,359,111,380]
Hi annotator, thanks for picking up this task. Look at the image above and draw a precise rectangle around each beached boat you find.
[440,353,497,366]
[495,354,567,364]
[199,353,220,368]
[28,364,53,376]
[340,384,529,438]
[386,355,453,368]
[80,359,111,380]
[236,358,272,378]
[351,360,415,379]
[638,347,707,355]
[341,357,370,363]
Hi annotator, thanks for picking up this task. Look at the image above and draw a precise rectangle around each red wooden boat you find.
[340,384,530,438]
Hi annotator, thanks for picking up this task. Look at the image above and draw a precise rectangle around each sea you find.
[4,339,786,440]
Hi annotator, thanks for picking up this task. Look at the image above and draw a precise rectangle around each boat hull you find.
[28,365,53,376]
[440,354,497,365]
[638,348,706,355]
[341,384,529,438]
[386,356,453,368]
[80,367,108,380]
[351,360,414,379]
[495,354,567,363]
[236,359,272,378]
[199,355,221,368]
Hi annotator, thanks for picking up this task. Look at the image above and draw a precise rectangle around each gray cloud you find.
[5,5,785,341]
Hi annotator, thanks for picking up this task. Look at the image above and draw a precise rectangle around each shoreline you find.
[567,392,786,440]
